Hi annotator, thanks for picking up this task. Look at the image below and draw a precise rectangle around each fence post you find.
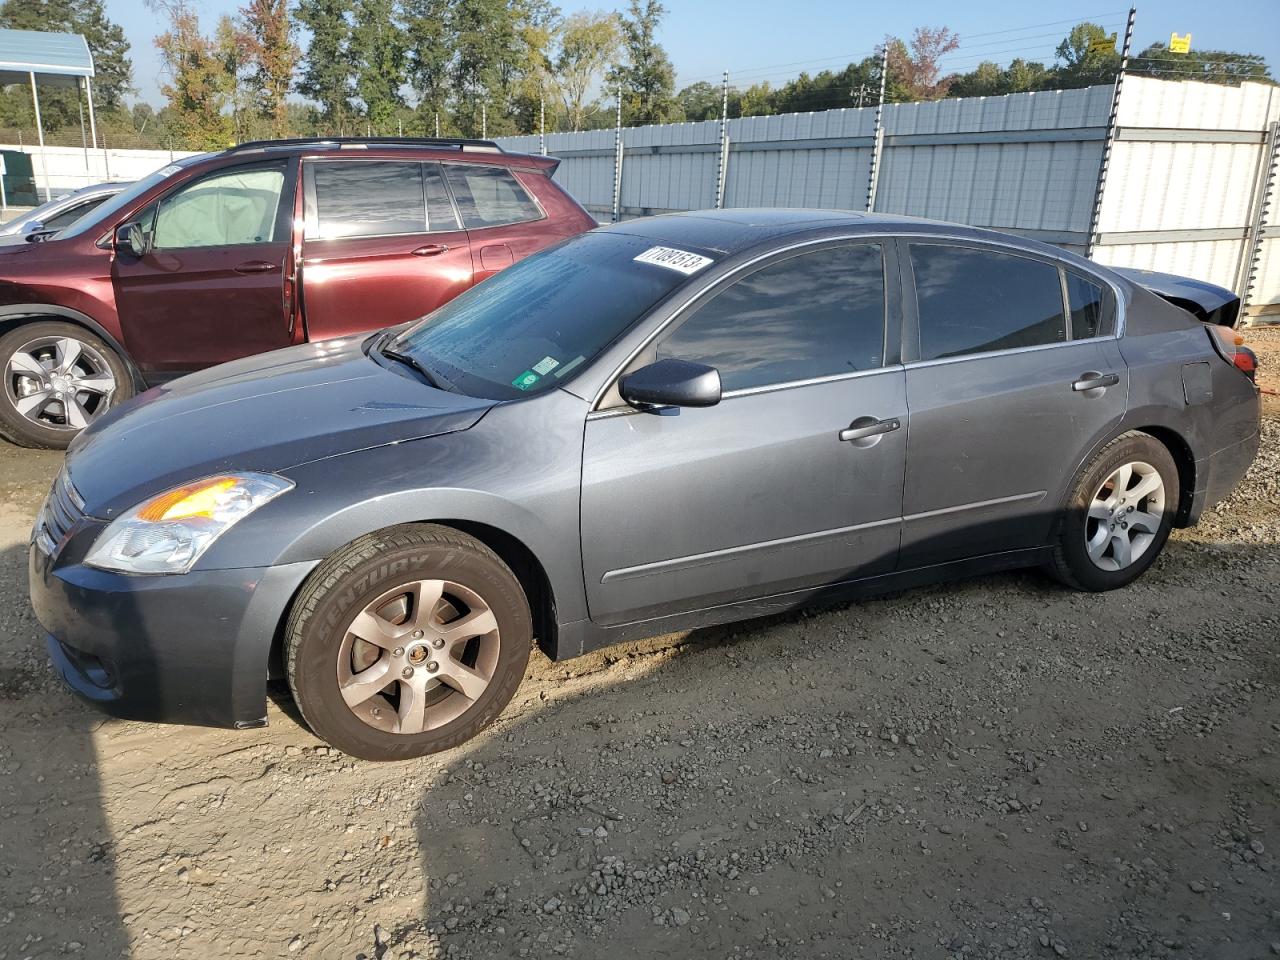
[715,71,730,209]
[612,83,624,222]
[1086,5,1137,259]
[539,92,546,155]
[865,45,888,212]
[1239,120,1279,325]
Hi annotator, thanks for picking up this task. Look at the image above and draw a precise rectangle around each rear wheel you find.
[0,320,133,448]
[285,524,532,761]
[1047,431,1179,591]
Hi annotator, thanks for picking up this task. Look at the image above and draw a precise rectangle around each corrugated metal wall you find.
[498,77,1280,320]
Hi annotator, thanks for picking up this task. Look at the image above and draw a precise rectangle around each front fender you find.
[206,393,592,624]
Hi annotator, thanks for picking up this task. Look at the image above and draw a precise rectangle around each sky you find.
[107,0,1280,108]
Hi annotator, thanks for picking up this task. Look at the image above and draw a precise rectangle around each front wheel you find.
[1047,431,1179,591]
[0,320,133,448]
[285,524,532,761]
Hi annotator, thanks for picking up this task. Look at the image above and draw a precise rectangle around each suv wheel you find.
[285,524,532,761]
[0,321,133,449]
[1047,431,1179,591]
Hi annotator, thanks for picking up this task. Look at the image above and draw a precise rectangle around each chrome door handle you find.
[1072,372,1119,392]
[411,244,451,257]
[839,417,900,442]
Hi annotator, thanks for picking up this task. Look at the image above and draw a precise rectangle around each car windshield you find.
[56,158,205,240]
[391,231,700,399]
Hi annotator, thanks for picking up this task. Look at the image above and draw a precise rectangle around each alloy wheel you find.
[1084,460,1166,571]
[5,335,117,432]
[337,579,501,735]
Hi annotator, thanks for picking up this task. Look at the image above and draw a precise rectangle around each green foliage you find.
[607,0,681,124]
[295,0,354,130]
[557,10,619,131]
[1129,43,1271,85]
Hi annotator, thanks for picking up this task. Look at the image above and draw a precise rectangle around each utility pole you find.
[865,45,889,212]
[854,83,868,108]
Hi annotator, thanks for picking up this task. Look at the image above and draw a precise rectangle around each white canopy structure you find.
[0,27,97,201]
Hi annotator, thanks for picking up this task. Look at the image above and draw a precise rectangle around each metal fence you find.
[498,77,1280,322]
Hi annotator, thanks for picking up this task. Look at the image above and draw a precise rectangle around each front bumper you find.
[30,539,317,729]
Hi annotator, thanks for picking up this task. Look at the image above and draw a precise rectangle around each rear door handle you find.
[839,417,901,442]
[234,260,278,274]
[411,244,451,257]
[1072,371,1120,392]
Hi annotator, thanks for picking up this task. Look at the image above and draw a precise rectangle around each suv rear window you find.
[444,164,542,228]
[308,161,459,239]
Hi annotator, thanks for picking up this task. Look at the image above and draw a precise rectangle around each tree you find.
[557,10,619,131]
[608,0,681,125]
[402,0,453,127]
[1054,21,1120,87]
[1128,42,1271,85]
[676,79,719,122]
[349,0,405,132]
[885,26,959,101]
[236,0,296,136]
[149,0,233,148]
[295,0,354,132]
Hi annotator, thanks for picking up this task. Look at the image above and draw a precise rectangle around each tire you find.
[285,524,532,761]
[1047,431,1180,592]
[0,320,134,449]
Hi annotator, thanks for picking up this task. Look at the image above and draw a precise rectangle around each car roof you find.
[594,208,1065,258]
[208,137,559,174]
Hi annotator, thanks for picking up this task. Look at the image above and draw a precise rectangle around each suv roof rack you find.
[226,136,505,155]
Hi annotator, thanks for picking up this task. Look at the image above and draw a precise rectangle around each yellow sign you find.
[1088,33,1117,55]
[1169,32,1192,54]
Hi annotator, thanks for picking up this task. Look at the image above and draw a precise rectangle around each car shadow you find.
[0,541,131,958]
[387,528,1279,959]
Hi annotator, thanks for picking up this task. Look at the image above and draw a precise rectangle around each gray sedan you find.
[0,181,131,244]
[29,210,1260,760]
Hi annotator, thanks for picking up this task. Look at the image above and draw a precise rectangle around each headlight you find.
[84,473,293,575]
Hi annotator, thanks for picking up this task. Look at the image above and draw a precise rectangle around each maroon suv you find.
[0,137,594,448]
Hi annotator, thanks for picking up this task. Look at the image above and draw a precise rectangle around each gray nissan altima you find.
[30,210,1260,760]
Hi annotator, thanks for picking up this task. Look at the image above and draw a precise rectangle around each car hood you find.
[67,337,497,517]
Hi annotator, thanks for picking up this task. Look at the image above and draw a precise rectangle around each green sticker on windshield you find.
[511,370,541,391]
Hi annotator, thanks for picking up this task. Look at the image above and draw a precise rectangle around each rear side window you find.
[444,163,542,228]
[308,161,459,239]
[657,243,886,392]
[1066,273,1109,339]
[910,245,1066,360]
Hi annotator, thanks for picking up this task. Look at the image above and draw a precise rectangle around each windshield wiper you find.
[376,336,449,391]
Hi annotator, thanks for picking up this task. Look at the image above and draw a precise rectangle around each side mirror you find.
[23,220,43,234]
[619,358,721,410]
[113,221,152,258]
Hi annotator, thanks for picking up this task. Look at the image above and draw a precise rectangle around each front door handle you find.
[1072,371,1120,392]
[234,260,278,274]
[839,417,901,443]
[411,244,451,257]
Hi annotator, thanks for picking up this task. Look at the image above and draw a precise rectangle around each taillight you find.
[1205,324,1256,380]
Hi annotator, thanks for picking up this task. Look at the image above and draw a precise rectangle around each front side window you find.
[910,244,1066,360]
[45,196,110,230]
[309,161,458,239]
[392,232,690,399]
[153,164,286,249]
[444,163,542,228]
[1066,272,1109,339]
[657,243,886,392]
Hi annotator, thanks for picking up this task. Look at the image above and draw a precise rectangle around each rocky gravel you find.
[0,364,1278,959]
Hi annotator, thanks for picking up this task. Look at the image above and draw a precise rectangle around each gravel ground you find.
[1,348,1278,960]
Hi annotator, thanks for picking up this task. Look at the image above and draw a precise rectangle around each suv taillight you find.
[1205,324,1257,382]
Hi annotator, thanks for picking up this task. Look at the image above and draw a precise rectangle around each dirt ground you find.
[1,338,1278,960]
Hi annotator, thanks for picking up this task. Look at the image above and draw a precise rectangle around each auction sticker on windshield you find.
[633,246,714,275]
